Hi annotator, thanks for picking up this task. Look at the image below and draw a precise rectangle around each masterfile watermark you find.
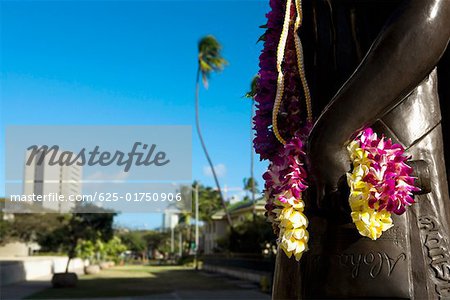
[26,142,170,172]
[5,126,192,213]
[6,126,191,181]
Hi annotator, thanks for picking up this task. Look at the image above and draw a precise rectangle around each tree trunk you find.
[65,257,71,273]
[195,67,233,228]
[250,99,256,220]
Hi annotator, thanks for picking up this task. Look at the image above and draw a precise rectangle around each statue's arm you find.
[308,0,450,202]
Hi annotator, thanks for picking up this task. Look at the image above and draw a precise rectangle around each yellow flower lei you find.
[347,140,393,240]
[273,192,309,260]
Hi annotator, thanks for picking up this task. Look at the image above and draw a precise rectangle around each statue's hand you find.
[307,134,350,210]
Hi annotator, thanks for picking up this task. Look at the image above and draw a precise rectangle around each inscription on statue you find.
[418,216,450,298]
[339,252,406,279]
[378,226,406,247]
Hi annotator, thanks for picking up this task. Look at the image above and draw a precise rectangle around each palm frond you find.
[198,35,228,88]
[244,75,259,99]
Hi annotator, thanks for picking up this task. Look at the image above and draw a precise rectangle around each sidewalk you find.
[1,282,269,300]
[1,275,52,300]
[0,269,271,300]
[61,289,269,300]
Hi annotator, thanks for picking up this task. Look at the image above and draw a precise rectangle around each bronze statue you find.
[269,0,450,298]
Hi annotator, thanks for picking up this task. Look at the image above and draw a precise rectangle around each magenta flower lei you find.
[354,128,419,214]
[254,0,420,256]
[263,136,310,260]
[347,128,420,239]
[254,0,313,260]
[253,0,311,161]
[263,135,309,225]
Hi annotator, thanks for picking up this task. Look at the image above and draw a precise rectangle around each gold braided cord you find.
[272,0,292,145]
[294,0,313,123]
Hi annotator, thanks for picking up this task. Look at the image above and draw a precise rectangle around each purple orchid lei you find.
[254,0,313,260]
[254,0,310,162]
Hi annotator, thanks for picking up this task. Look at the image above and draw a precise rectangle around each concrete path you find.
[1,275,52,300]
[0,273,270,300]
[62,289,270,300]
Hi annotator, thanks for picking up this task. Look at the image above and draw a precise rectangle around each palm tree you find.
[245,75,259,220]
[195,35,232,227]
[244,75,259,204]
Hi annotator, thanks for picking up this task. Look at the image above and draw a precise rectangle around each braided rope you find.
[272,0,292,145]
[273,0,312,145]
[294,0,313,123]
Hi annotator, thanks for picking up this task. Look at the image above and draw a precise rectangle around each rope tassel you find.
[272,0,312,145]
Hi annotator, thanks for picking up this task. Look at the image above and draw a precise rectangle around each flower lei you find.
[263,136,309,260]
[254,0,312,261]
[254,0,419,261]
[254,0,311,161]
[347,128,420,240]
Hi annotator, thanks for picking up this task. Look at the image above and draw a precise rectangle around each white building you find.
[23,148,82,212]
[162,209,179,230]
[203,198,266,254]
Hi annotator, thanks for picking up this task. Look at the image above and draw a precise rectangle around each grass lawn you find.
[27,265,237,299]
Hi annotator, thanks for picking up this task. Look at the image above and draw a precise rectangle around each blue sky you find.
[0,0,270,229]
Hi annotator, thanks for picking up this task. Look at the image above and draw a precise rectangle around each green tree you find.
[0,212,12,246]
[36,215,72,253]
[221,215,275,253]
[0,212,67,247]
[120,230,171,259]
[174,183,221,255]
[195,182,223,221]
[103,236,127,261]
[243,177,259,198]
[36,205,115,273]
[195,35,232,227]
[143,231,169,252]
[63,211,115,272]
[75,240,95,261]
[120,231,146,253]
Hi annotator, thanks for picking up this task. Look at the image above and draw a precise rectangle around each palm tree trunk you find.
[195,68,233,228]
[250,99,256,220]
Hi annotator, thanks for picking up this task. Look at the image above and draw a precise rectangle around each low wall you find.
[202,263,272,284]
[0,256,86,286]
[0,242,29,257]
[202,254,274,272]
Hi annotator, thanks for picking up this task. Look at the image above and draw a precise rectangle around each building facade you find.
[203,198,266,254]
[23,149,82,212]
